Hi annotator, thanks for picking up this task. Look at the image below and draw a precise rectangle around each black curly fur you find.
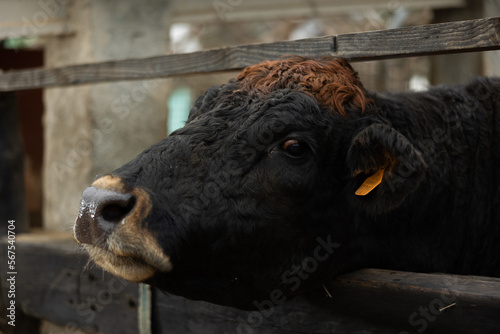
[105,60,500,309]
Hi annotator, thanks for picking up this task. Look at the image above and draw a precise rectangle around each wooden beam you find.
[0,233,139,334]
[322,269,500,333]
[0,17,499,92]
[1,233,500,333]
[337,16,500,60]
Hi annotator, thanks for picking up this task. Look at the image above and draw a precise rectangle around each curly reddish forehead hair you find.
[236,56,370,115]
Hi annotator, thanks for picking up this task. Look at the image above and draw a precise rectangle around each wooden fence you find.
[1,16,500,334]
[1,17,500,91]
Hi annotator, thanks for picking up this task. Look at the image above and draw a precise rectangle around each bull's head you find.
[74,57,426,309]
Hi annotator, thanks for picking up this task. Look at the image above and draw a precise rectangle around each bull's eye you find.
[283,139,307,157]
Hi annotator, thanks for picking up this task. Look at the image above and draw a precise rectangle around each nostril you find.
[75,182,145,247]
[100,196,137,223]
[77,186,138,237]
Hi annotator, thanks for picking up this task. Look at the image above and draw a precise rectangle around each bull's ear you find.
[187,83,239,122]
[187,86,221,122]
[345,123,427,215]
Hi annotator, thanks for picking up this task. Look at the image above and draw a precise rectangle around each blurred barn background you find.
[1,0,500,332]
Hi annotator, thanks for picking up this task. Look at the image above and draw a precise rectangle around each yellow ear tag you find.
[355,168,385,196]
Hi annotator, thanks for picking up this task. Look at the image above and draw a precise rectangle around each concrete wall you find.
[484,0,500,76]
[431,0,500,84]
[43,0,172,230]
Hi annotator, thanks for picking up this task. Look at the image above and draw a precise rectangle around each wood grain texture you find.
[323,269,500,333]
[0,233,139,334]
[337,16,500,60]
[0,17,499,92]
[1,234,499,333]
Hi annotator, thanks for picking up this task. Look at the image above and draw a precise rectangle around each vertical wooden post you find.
[0,92,28,234]
[0,92,35,333]
[138,283,152,334]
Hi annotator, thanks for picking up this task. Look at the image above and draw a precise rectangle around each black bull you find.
[74,57,500,309]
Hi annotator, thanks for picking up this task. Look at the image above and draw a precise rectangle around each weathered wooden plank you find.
[0,17,499,92]
[323,269,500,333]
[153,270,500,334]
[1,233,500,334]
[0,233,139,334]
[0,35,335,91]
[153,287,405,333]
[337,15,500,60]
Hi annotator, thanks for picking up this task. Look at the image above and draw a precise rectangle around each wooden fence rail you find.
[0,17,499,92]
[2,234,500,334]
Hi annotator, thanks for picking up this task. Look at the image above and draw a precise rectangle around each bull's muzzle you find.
[74,175,172,282]
[75,186,137,246]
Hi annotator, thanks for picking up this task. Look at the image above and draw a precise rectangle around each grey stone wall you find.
[43,0,172,230]
[484,0,500,76]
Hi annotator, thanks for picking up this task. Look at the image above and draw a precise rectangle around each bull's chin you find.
[84,245,158,282]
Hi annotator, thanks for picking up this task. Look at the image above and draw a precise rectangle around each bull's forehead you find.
[178,89,327,143]
[135,90,323,190]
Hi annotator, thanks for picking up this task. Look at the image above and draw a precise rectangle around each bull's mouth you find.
[83,245,157,281]
[75,175,173,282]
[76,232,173,283]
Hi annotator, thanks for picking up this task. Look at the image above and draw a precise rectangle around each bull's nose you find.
[75,186,137,246]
